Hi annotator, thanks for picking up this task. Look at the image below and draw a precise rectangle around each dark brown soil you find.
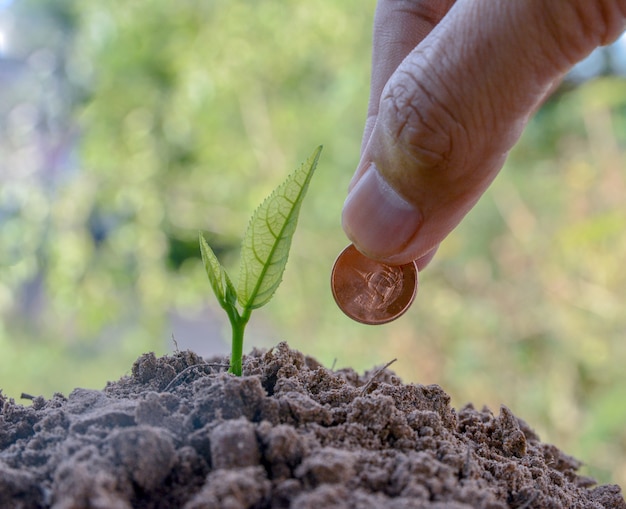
[1,342,624,509]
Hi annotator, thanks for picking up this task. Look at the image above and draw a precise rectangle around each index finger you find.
[360,0,456,157]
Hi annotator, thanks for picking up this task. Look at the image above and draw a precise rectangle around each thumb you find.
[343,0,626,266]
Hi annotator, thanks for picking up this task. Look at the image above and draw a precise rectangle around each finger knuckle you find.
[380,61,468,172]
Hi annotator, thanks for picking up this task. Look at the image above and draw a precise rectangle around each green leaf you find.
[224,270,238,308]
[238,146,322,309]
[199,232,235,308]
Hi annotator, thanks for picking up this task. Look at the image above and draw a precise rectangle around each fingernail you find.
[342,163,421,260]
[348,165,367,191]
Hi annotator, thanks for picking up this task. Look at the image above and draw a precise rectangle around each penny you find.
[331,244,418,325]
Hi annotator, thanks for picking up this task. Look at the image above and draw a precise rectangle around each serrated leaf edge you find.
[238,145,322,309]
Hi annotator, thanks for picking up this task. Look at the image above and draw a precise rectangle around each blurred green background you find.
[1,0,625,488]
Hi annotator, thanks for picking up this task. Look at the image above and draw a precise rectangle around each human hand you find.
[342,0,626,268]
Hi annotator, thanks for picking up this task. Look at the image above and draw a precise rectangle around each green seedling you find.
[200,146,322,375]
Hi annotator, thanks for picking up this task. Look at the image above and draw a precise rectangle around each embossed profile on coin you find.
[331,244,418,324]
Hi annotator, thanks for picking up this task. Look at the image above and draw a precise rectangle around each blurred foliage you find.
[0,0,625,489]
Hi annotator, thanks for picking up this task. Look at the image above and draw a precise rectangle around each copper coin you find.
[331,244,418,325]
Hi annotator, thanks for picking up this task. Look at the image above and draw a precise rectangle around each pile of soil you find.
[1,342,624,508]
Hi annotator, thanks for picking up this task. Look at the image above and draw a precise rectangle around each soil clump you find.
[1,342,624,508]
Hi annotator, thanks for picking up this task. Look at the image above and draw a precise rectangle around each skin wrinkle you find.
[467,32,519,142]
[539,1,626,71]
[386,75,450,161]
[379,51,473,198]
[385,64,454,157]
[414,48,465,135]
[571,0,626,46]
[457,4,532,135]
[541,2,594,72]
[451,5,546,156]
[381,89,451,195]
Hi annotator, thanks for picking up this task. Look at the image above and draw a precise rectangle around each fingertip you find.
[342,163,422,263]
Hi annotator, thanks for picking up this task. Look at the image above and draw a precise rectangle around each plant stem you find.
[227,307,251,376]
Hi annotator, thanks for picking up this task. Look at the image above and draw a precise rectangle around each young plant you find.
[199,146,322,375]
